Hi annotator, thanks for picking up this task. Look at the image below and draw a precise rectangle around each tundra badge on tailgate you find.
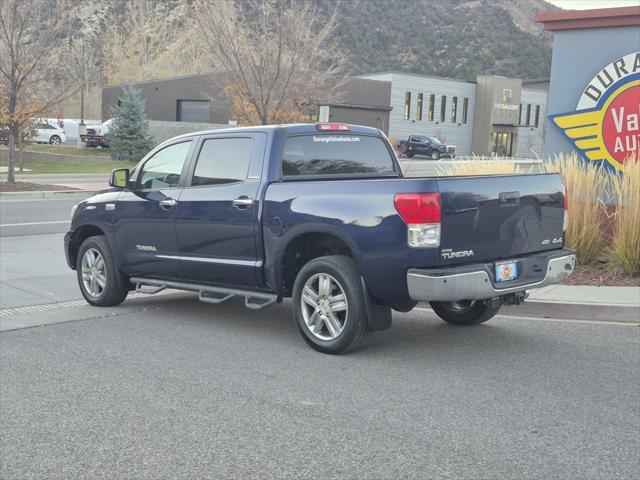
[441,249,475,259]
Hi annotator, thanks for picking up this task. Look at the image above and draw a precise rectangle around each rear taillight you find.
[563,183,568,232]
[394,193,441,248]
[316,123,351,132]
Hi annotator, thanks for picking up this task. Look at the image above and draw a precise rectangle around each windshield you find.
[428,137,442,146]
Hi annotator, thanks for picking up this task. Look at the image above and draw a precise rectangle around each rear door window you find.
[282,134,396,177]
[191,137,254,186]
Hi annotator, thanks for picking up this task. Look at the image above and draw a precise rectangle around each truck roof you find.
[166,123,382,143]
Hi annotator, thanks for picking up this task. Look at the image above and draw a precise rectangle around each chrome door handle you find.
[233,197,254,209]
[159,198,177,209]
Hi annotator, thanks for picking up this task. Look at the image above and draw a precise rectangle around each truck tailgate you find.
[435,173,565,266]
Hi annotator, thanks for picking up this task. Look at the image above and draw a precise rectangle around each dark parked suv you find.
[399,135,456,159]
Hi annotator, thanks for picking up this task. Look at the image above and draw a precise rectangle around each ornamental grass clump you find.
[542,154,610,265]
[435,156,524,176]
[609,156,640,275]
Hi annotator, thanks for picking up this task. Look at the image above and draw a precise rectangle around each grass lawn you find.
[12,158,138,174]
[0,181,80,192]
[25,144,113,157]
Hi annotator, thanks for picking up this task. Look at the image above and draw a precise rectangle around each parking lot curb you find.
[0,189,99,200]
[503,299,639,323]
[419,299,638,323]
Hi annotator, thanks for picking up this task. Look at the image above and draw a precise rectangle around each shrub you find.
[436,156,524,176]
[542,154,610,265]
[609,156,640,275]
[108,86,155,161]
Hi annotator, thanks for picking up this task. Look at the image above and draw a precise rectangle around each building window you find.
[451,96,458,123]
[177,100,210,123]
[518,104,523,125]
[404,92,411,120]
[534,105,540,127]
[416,93,423,121]
[462,97,468,124]
[502,88,513,104]
[525,104,531,126]
[428,94,435,121]
[302,108,319,123]
[440,95,446,122]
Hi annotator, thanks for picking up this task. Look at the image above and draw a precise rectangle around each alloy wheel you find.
[81,248,106,298]
[300,273,348,341]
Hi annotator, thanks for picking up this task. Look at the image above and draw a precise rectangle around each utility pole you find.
[77,38,87,148]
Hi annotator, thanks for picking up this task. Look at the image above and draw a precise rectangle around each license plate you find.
[495,261,518,282]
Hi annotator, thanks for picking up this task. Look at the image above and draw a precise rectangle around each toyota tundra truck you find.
[64,123,575,354]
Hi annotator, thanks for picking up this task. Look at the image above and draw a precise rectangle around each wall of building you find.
[543,25,639,158]
[515,88,547,158]
[326,107,390,134]
[360,73,476,155]
[322,77,392,133]
[472,76,522,155]
[148,121,228,145]
[102,73,230,123]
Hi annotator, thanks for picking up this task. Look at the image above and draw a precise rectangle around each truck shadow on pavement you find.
[136,294,561,360]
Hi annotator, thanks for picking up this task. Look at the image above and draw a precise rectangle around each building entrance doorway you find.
[491,131,514,157]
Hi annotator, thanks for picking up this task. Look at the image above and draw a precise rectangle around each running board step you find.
[130,277,278,310]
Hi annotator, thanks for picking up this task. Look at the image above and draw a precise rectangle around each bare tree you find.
[65,33,103,129]
[0,0,73,183]
[194,0,347,125]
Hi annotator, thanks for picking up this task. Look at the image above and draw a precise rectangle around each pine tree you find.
[107,86,155,160]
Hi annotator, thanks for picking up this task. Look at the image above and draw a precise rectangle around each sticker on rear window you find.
[313,136,360,143]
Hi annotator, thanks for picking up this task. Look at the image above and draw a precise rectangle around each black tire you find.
[431,151,440,160]
[49,135,61,145]
[76,235,129,307]
[406,153,414,158]
[429,300,500,326]
[292,255,371,354]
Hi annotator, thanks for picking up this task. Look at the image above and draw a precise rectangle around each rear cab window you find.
[281,134,397,178]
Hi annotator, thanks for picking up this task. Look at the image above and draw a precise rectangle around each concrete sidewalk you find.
[528,285,640,307]
[501,284,639,323]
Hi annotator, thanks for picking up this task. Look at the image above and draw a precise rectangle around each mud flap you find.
[361,278,392,332]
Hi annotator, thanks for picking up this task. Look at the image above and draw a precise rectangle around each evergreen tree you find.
[108,86,155,160]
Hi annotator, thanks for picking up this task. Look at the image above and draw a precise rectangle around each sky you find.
[547,0,640,9]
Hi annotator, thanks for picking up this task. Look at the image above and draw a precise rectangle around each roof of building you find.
[102,70,224,89]
[535,5,640,31]
[357,72,477,84]
[523,78,550,85]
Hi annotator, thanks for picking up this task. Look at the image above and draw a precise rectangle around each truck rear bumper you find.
[407,249,576,302]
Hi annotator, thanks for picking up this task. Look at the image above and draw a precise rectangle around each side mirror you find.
[109,168,129,188]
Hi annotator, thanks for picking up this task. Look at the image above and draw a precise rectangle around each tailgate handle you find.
[499,191,520,205]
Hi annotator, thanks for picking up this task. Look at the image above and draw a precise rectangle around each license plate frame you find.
[495,261,518,282]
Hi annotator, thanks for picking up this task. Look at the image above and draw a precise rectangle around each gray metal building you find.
[357,72,547,157]
[102,74,391,134]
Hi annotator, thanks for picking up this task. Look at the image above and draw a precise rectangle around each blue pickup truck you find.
[65,123,575,354]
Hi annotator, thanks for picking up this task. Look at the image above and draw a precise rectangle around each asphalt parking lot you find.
[1,193,639,479]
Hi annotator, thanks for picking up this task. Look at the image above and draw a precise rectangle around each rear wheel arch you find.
[279,231,358,298]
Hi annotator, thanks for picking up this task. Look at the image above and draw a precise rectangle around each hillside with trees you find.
[320,0,556,80]
[83,0,556,84]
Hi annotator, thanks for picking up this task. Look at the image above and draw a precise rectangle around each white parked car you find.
[33,122,66,145]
